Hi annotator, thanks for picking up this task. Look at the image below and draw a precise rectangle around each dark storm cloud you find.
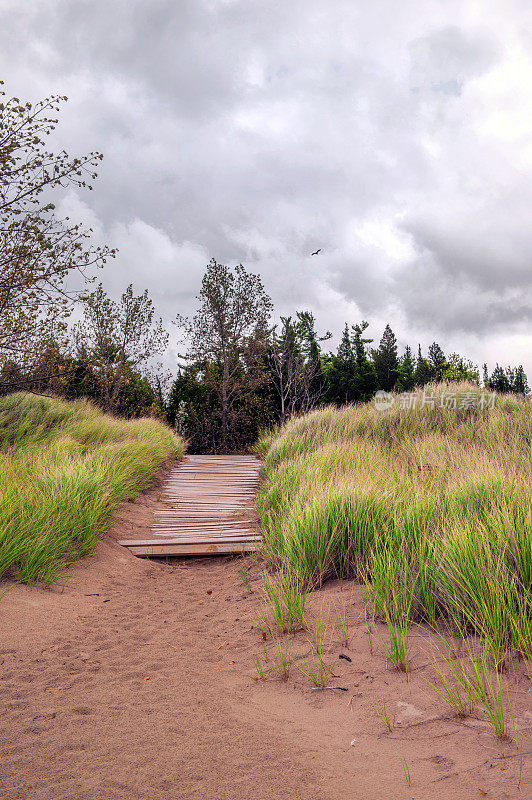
[0,0,531,370]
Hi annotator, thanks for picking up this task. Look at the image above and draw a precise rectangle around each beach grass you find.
[256,383,531,664]
[0,392,185,585]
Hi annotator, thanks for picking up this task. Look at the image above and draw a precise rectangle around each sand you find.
[0,473,530,799]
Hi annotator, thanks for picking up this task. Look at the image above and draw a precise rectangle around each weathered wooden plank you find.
[120,454,262,558]
[153,522,257,529]
[120,541,258,556]
[120,534,261,545]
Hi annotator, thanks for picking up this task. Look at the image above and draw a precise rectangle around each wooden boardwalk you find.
[118,455,261,557]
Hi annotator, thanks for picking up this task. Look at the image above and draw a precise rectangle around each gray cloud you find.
[1,0,531,373]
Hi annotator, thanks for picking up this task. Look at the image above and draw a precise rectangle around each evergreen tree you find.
[414,345,434,386]
[324,324,357,404]
[307,338,323,402]
[428,342,447,381]
[512,365,529,395]
[396,345,416,391]
[296,311,330,405]
[269,312,329,421]
[352,321,378,401]
[486,364,529,395]
[372,324,399,391]
[337,323,353,362]
[487,364,511,393]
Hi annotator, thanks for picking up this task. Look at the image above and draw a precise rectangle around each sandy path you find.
[0,473,530,799]
[0,550,328,799]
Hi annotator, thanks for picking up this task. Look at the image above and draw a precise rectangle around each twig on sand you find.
[431,752,532,782]
[310,686,349,691]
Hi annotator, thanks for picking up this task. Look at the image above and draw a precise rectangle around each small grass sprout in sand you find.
[237,565,253,593]
[252,645,270,681]
[296,612,333,688]
[400,757,412,787]
[335,599,351,648]
[372,691,395,733]
[385,615,411,673]
[254,607,273,641]
[310,611,328,655]
[261,567,308,635]
[296,653,332,689]
[430,665,469,718]
[469,645,513,742]
[431,638,514,741]
[252,641,292,683]
[365,620,375,655]
[270,639,292,682]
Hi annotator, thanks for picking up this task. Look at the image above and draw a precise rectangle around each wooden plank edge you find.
[119,536,261,546]
[120,542,259,556]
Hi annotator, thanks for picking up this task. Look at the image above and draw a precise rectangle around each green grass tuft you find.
[258,383,531,663]
[0,393,185,585]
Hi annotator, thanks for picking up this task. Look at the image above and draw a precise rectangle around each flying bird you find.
[311,248,321,256]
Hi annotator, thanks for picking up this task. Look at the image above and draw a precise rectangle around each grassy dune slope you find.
[0,393,185,585]
[256,383,531,661]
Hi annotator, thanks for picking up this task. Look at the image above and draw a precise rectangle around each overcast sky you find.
[1,0,531,374]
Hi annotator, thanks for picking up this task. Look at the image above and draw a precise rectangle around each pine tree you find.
[326,324,357,404]
[396,345,415,391]
[352,321,378,401]
[372,324,399,391]
[428,342,447,381]
[337,323,353,362]
[512,365,529,395]
[485,364,529,395]
[414,345,434,386]
[487,364,510,392]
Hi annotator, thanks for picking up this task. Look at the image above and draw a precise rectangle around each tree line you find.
[0,82,529,453]
[166,259,529,451]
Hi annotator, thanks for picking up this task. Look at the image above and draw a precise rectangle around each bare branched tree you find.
[75,284,168,411]
[269,312,330,423]
[176,259,272,452]
[0,80,115,377]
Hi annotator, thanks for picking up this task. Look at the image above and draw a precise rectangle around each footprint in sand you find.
[396,700,424,721]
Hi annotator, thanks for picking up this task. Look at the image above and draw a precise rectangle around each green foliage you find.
[372,692,395,732]
[396,345,416,391]
[428,342,447,380]
[432,639,513,739]
[0,81,114,374]
[443,353,480,384]
[372,324,399,392]
[174,259,273,453]
[269,311,329,422]
[485,363,529,395]
[352,321,378,400]
[260,567,308,635]
[257,383,532,663]
[0,393,184,585]
[414,344,435,386]
[323,325,357,404]
[76,283,168,413]
[0,338,165,420]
